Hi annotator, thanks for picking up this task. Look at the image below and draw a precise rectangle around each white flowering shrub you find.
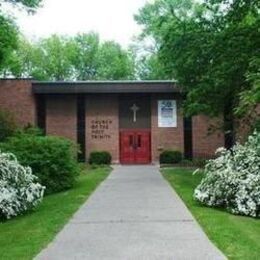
[194,131,260,218]
[0,151,45,219]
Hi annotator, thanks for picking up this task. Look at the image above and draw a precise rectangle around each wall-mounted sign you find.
[91,119,112,139]
[158,100,177,127]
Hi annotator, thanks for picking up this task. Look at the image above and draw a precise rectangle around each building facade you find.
[0,79,224,163]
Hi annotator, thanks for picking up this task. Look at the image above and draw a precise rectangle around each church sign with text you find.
[158,100,177,127]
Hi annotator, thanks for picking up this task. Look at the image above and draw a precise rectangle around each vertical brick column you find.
[85,94,119,163]
[151,95,184,163]
[46,95,77,142]
[192,115,224,158]
[0,79,36,126]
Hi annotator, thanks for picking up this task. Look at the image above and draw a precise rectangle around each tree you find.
[96,41,134,80]
[0,0,42,70]
[0,0,42,11]
[135,52,170,80]
[7,34,135,80]
[69,33,99,80]
[1,36,34,77]
[0,15,17,74]
[236,57,260,133]
[31,35,74,80]
[135,0,260,144]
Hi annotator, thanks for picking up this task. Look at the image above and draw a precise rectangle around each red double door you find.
[120,130,151,164]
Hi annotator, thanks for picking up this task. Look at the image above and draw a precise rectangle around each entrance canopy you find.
[32,80,180,94]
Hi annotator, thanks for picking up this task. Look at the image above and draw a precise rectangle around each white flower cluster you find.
[0,151,45,219]
[194,131,260,218]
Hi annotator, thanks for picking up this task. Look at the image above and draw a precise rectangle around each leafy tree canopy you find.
[0,0,42,70]
[96,41,134,80]
[3,33,135,80]
[135,0,260,138]
[0,0,42,11]
[0,15,17,71]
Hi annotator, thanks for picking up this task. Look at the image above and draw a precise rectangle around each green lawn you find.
[162,168,260,260]
[0,166,110,260]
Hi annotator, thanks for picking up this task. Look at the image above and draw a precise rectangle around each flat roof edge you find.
[33,89,181,94]
[32,80,182,94]
[32,80,177,85]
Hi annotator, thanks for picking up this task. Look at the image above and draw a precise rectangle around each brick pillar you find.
[151,95,184,163]
[45,95,77,142]
[192,115,225,158]
[0,79,36,126]
[85,94,119,163]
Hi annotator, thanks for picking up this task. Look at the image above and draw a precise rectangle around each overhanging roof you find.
[32,80,181,94]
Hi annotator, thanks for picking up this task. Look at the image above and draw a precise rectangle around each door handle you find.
[133,135,137,150]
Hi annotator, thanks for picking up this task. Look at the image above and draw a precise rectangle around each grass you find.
[162,167,260,260]
[0,166,110,260]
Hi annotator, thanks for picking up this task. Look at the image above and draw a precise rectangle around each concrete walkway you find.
[37,165,226,260]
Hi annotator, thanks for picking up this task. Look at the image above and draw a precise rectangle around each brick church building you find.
[0,79,224,163]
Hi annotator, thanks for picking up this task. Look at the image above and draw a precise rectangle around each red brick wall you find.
[46,95,77,142]
[151,95,184,162]
[0,79,228,162]
[85,95,119,163]
[0,79,36,126]
[192,115,224,158]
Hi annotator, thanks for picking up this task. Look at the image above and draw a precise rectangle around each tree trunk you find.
[224,100,235,149]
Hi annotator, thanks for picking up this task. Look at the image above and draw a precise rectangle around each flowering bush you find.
[194,131,260,218]
[0,151,45,219]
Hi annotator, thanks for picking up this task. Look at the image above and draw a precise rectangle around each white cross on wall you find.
[130,104,139,122]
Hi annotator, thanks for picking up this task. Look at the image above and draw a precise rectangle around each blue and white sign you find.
[158,100,177,127]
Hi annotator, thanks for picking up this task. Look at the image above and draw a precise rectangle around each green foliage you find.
[96,41,134,80]
[0,109,17,142]
[0,0,42,72]
[89,151,112,165]
[136,52,170,80]
[235,57,260,126]
[35,35,75,80]
[15,125,43,136]
[159,150,182,164]
[0,15,18,72]
[69,33,99,80]
[0,135,80,194]
[135,0,259,134]
[6,33,135,80]
[1,0,42,10]
[192,158,207,168]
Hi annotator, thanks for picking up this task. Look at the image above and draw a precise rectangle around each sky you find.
[10,0,149,47]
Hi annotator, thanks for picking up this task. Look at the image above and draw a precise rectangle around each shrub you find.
[0,135,80,195]
[15,125,43,137]
[0,151,45,219]
[194,131,260,218]
[192,158,207,168]
[89,151,112,165]
[159,150,182,164]
[0,109,17,142]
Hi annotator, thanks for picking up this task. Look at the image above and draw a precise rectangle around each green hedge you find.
[159,150,182,164]
[0,134,80,194]
[89,151,112,165]
[0,109,17,142]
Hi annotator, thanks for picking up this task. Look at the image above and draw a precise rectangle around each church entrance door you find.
[120,130,151,164]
